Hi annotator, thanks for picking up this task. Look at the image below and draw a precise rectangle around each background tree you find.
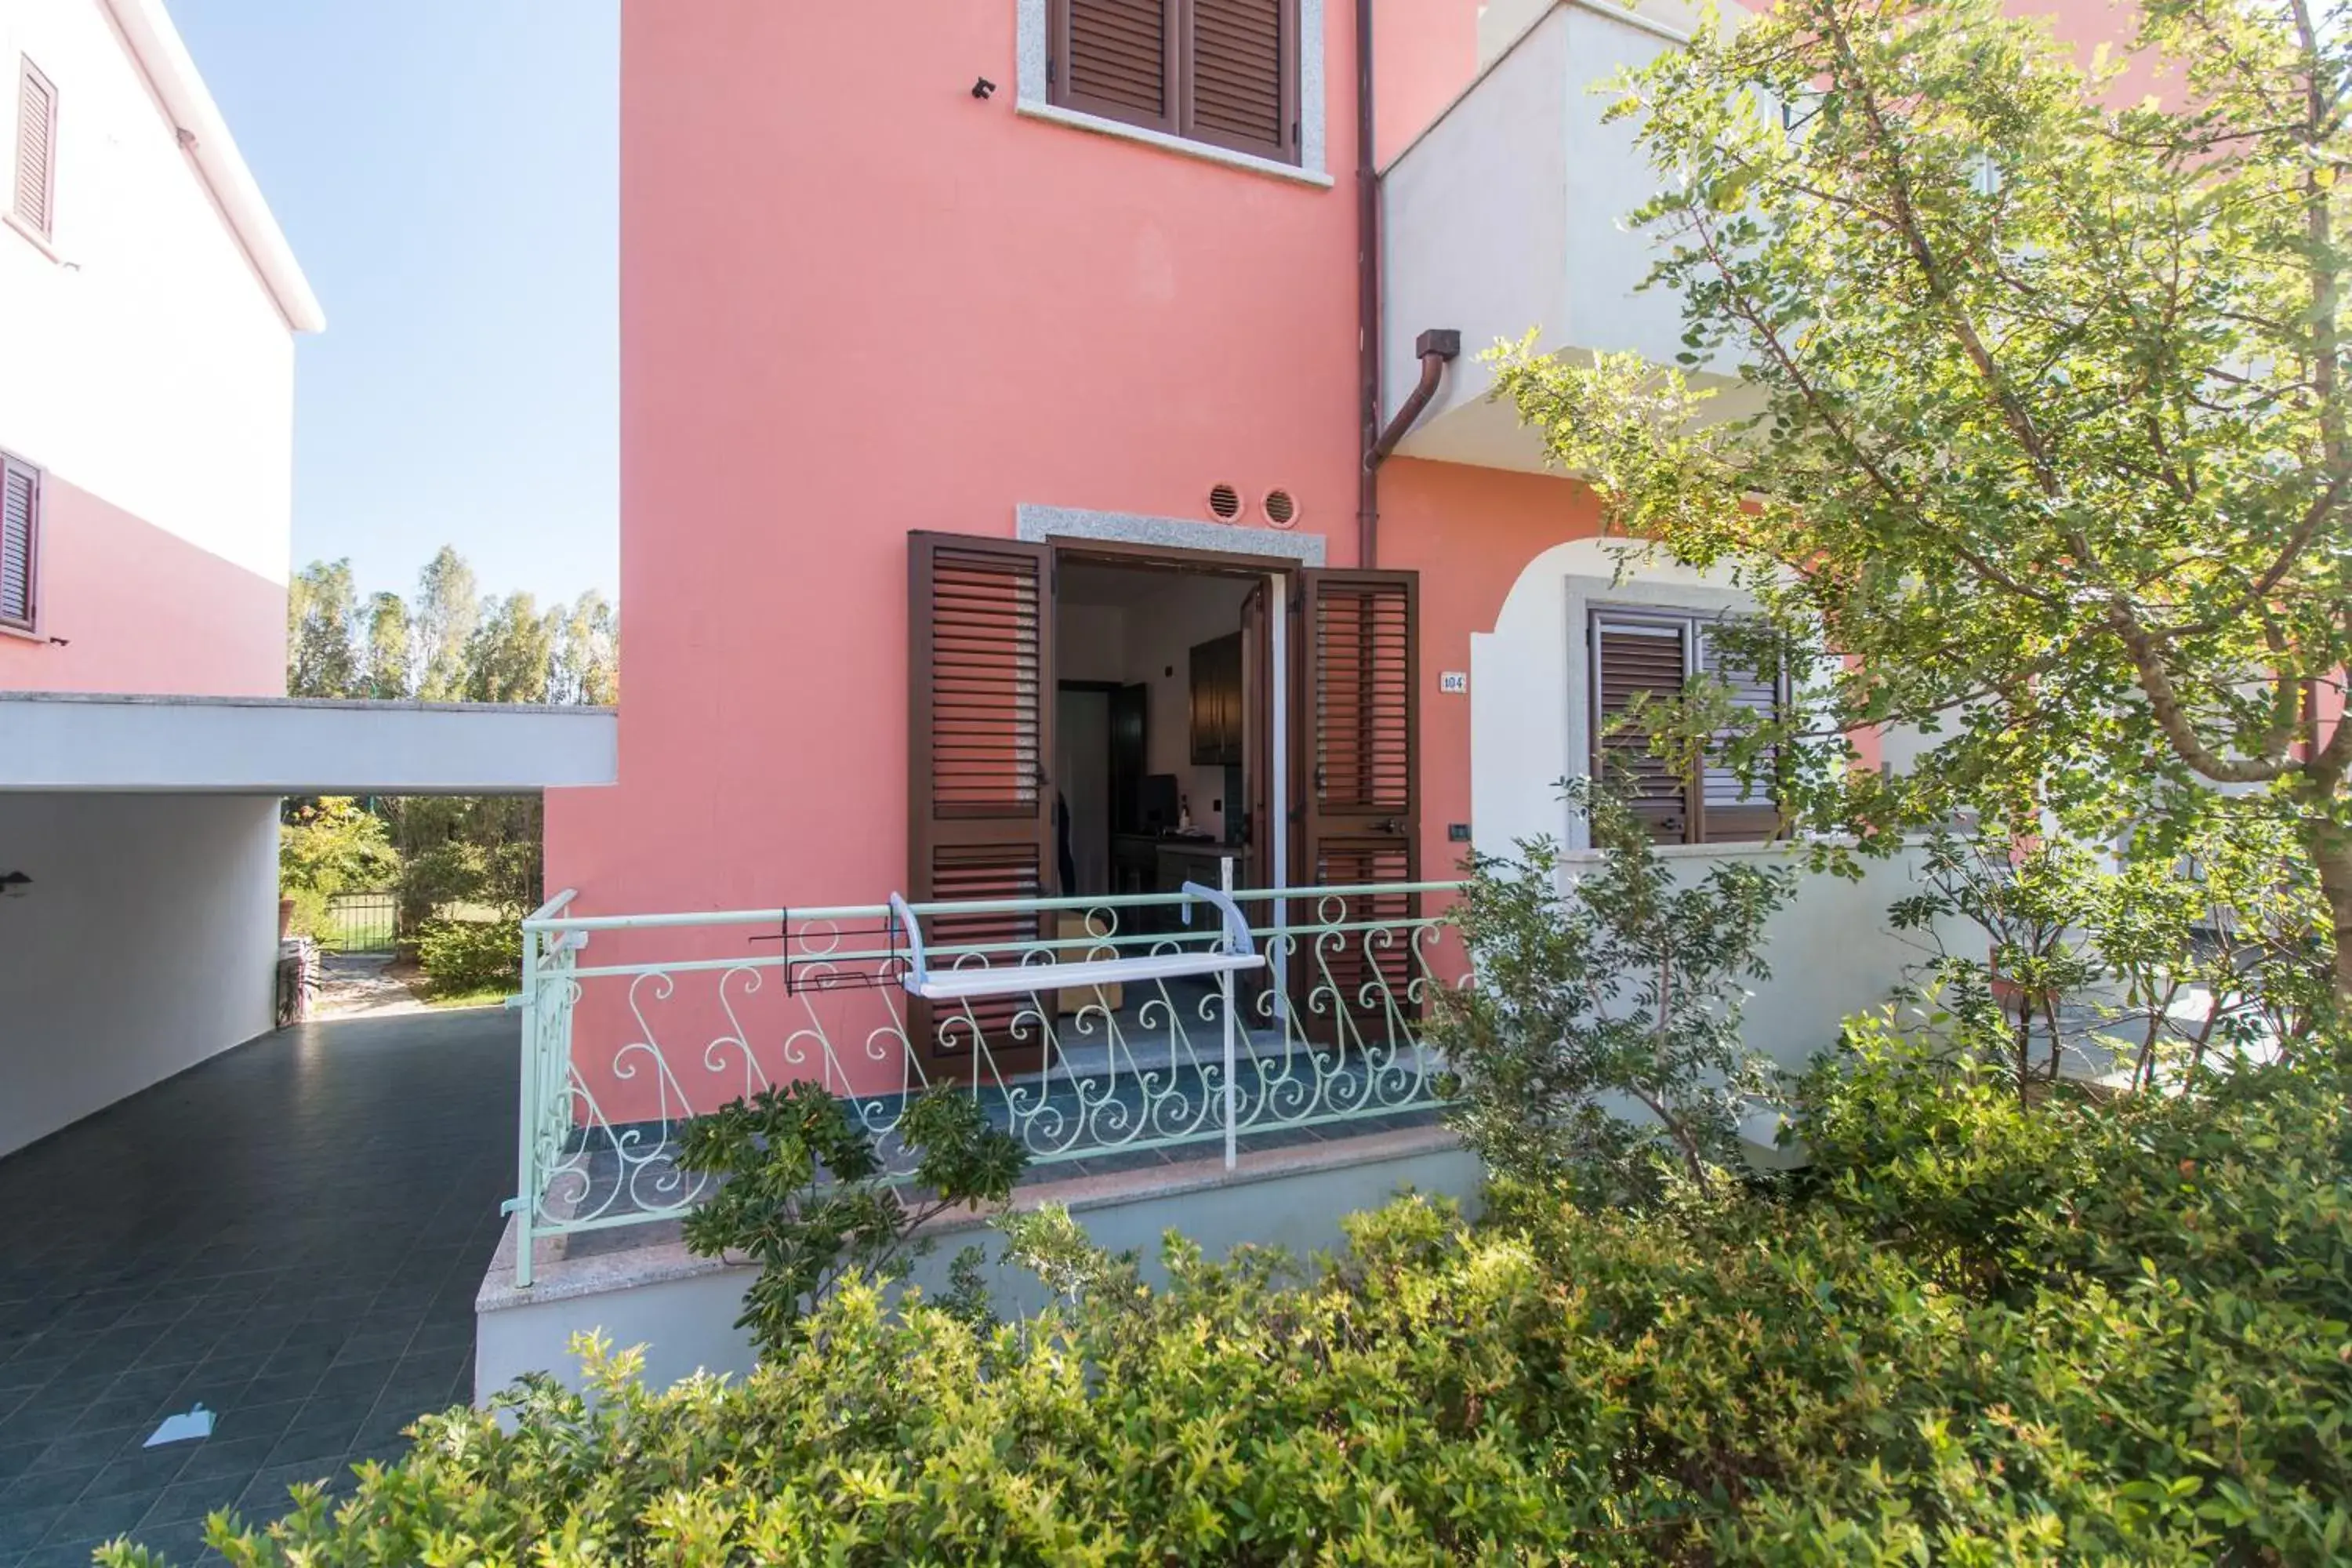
[358,590,412,700]
[411,545,480,702]
[462,592,557,703]
[286,559,358,698]
[547,590,619,706]
[1494,0,2352,1000]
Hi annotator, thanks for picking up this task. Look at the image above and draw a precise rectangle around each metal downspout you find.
[1356,0,1381,568]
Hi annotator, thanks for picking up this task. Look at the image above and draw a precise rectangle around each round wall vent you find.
[1262,488,1299,528]
[1207,482,1243,521]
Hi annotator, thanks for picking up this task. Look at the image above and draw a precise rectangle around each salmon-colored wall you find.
[1375,456,1604,881]
[550,1,1480,927]
[0,473,286,697]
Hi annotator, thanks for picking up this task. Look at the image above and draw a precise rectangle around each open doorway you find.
[1054,558,1265,909]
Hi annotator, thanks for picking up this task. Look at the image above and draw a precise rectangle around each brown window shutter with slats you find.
[1697,624,1785,844]
[1591,611,1788,846]
[14,60,55,239]
[1592,615,1693,844]
[1054,0,1178,133]
[1050,0,1299,165]
[1296,569,1419,1039]
[908,532,1059,1074]
[0,457,35,630]
[1186,0,1294,160]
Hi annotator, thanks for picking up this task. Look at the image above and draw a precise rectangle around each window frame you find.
[13,56,56,243]
[1,449,42,637]
[1046,0,1303,169]
[1586,604,1790,848]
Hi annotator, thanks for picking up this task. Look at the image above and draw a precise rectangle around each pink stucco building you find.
[542,0,1928,1066]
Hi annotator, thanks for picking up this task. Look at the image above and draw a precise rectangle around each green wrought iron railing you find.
[505,874,1463,1285]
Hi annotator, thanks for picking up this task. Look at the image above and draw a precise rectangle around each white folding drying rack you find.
[887,880,1264,1004]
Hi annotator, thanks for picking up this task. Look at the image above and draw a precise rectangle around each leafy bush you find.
[114,1048,2352,1566]
[412,917,521,996]
[1431,779,1795,1203]
[278,797,397,940]
[675,1082,1025,1356]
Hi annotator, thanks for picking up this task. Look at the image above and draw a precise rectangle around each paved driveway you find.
[0,1007,515,1566]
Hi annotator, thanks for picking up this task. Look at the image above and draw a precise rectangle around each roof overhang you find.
[100,0,325,334]
[0,694,617,794]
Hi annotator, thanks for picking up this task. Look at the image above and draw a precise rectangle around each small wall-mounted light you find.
[971,77,997,100]
[0,870,31,898]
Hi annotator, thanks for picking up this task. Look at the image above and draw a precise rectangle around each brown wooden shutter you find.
[1697,623,1785,844]
[0,457,34,631]
[1185,0,1295,161]
[1296,569,1418,1035]
[1591,614,1691,844]
[908,533,1058,1072]
[14,60,55,240]
[1054,0,1178,134]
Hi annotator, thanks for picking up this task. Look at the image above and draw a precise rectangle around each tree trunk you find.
[2310,814,2352,1007]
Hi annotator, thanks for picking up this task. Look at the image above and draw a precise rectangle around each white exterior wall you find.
[477,1135,1484,1399]
[0,792,280,1157]
[0,0,295,584]
[1381,1,1726,473]
[1468,536,1947,1072]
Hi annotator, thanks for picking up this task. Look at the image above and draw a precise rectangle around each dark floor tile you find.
[42,1486,152,1542]
[235,1461,338,1516]
[260,1419,358,1469]
[234,1372,318,1411]
[19,1541,121,1568]
[209,1401,302,1447]
[122,1519,211,1561]
[309,1363,393,1409]
[0,1439,43,1482]
[0,1463,101,1513]
[81,1446,194,1501]
[171,1435,274,1483]
[255,1346,336,1382]
[403,1319,473,1356]
[139,1467,251,1525]
[27,1425,140,1473]
[0,1506,65,1554]
[330,1331,409,1368]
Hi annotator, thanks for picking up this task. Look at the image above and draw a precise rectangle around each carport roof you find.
[0,691,617,793]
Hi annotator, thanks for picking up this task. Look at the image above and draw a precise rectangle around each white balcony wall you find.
[1382,1,1706,472]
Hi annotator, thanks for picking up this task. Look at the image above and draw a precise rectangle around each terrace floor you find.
[0,1008,514,1566]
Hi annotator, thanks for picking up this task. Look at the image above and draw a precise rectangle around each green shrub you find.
[1431,779,1794,1205]
[110,1051,2352,1566]
[676,1082,1026,1356]
[412,917,521,996]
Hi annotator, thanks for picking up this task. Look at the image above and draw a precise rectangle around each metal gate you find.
[321,891,397,953]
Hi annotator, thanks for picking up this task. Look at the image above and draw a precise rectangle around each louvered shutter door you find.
[1055,0,1178,134]
[908,533,1058,1073]
[1697,625,1784,844]
[0,459,33,630]
[14,62,54,238]
[1296,570,1419,1037]
[1185,0,1294,160]
[1591,616,1692,844]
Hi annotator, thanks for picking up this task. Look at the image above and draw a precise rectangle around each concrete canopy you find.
[0,692,617,794]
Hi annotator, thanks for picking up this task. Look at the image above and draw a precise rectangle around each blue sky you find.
[172,0,619,609]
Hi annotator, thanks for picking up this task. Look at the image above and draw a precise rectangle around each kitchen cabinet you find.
[1189,633,1243,765]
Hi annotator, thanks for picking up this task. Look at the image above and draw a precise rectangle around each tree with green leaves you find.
[546,589,619,706]
[1494,0,2352,1001]
[285,558,358,698]
[358,590,412,700]
[411,545,480,702]
[461,592,557,703]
